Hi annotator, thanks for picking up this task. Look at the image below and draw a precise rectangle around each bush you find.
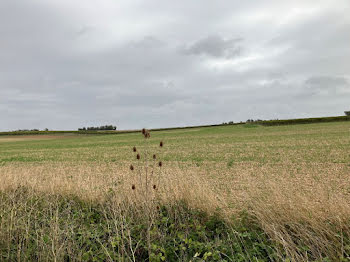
[78,125,117,131]
[259,116,350,126]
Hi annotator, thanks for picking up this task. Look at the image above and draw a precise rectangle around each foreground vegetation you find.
[1,189,280,261]
[0,121,350,261]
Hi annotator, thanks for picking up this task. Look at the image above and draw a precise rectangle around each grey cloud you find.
[305,76,350,95]
[1,0,350,131]
[181,35,243,58]
[75,25,95,37]
[305,76,349,88]
[131,36,166,49]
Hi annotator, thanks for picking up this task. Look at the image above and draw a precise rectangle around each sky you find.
[1,0,349,131]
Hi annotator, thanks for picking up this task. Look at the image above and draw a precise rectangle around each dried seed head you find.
[160,141,163,147]
[158,161,162,167]
[153,154,156,160]
[136,153,140,160]
[132,184,136,190]
[153,184,157,190]
[142,128,151,138]
[133,146,137,152]
[156,205,160,210]
[130,164,134,171]
[144,130,150,139]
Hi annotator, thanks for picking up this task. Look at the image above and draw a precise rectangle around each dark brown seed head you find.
[133,146,137,152]
[153,154,156,160]
[144,130,150,139]
[153,184,157,190]
[136,153,140,160]
[130,164,134,171]
[160,141,163,147]
[132,184,136,190]
[158,161,162,167]
[156,205,160,210]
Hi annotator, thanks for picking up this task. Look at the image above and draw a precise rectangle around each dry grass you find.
[231,163,350,260]
[1,160,350,260]
[0,161,228,261]
[0,162,223,215]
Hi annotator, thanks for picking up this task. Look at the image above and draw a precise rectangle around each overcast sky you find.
[1,0,349,131]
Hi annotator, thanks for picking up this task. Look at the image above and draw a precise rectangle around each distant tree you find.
[345,111,350,116]
[78,125,116,131]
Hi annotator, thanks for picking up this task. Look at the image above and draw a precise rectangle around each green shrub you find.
[259,116,350,126]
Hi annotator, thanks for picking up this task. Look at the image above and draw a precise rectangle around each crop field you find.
[1,121,350,261]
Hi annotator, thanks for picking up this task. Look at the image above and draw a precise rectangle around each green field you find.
[1,121,349,164]
[1,122,350,261]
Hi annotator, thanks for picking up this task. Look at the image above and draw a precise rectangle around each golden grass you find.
[205,161,350,260]
[0,162,224,215]
[1,160,350,260]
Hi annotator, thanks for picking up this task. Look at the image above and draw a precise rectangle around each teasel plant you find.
[129,128,164,258]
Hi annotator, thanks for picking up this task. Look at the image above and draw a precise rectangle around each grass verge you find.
[0,187,280,261]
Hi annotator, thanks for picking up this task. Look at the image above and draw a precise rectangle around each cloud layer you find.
[1,0,349,131]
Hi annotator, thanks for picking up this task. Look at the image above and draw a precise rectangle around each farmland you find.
[1,121,350,261]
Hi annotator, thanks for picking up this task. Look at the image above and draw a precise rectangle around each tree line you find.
[78,125,117,131]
